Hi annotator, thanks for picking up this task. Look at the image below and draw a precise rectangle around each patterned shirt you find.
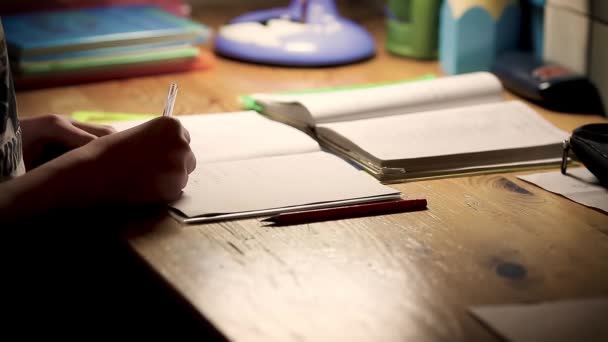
[0,18,25,181]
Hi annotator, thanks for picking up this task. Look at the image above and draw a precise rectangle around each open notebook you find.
[248,72,570,181]
[111,112,400,223]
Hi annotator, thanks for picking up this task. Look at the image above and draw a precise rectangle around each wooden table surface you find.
[16,3,608,341]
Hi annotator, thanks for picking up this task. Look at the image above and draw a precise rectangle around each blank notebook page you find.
[173,151,400,217]
[111,111,321,163]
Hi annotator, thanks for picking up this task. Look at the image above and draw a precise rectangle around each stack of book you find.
[2,3,212,89]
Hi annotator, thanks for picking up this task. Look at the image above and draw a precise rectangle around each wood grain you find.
[16,3,608,342]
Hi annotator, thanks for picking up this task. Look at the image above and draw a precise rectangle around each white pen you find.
[162,82,178,117]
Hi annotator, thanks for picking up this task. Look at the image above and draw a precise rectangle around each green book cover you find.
[20,46,200,74]
[72,111,156,124]
[240,74,436,112]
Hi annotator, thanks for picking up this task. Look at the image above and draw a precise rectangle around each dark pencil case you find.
[562,123,608,187]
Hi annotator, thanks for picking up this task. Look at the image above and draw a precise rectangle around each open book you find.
[111,112,400,223]
[248,72,570,181]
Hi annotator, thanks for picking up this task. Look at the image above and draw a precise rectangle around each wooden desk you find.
[16,3,608,341]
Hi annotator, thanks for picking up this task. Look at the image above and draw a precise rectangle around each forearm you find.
[0,149,94,223]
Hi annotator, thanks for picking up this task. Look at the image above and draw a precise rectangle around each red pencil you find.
[261,198,427,226]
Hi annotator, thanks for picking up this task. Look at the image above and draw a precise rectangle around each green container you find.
[386,0,441,59]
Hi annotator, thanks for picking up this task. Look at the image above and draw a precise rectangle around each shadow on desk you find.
[3,206,227,341]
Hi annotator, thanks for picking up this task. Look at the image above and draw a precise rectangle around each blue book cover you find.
[2,5,211,57]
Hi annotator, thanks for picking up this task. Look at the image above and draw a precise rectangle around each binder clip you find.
[561,123,608,187]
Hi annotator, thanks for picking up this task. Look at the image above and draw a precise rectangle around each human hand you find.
[20,114,115,170]
[66,116,197,204]
[0,116,195,222]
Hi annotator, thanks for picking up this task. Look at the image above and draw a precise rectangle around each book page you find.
[111,111,320,164]
[518,167,608,212]
[316,101,568,168]
[252,72,504,125]
[470,298,608,342]
[172,151,401,218]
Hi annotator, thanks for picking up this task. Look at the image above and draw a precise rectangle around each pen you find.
[561,139,570,174]
[261,198,427,226]
[162,82,178,117]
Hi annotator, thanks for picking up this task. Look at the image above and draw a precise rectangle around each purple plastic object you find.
[213,0,376,66]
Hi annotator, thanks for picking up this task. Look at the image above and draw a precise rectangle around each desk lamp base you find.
[213,0,376,67]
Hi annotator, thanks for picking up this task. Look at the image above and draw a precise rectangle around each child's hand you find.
[20,114,115,170]
[0,116,196,222]
[70,116,197,204]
